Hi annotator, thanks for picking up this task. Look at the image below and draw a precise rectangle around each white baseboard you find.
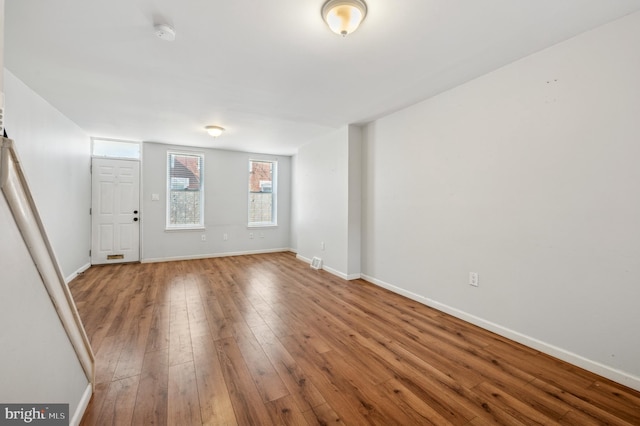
[294,255,360,281]
[361,273,640,392]
[70,383,93,426]
[322,264,348,280]
[142,248,290,264]
[65,262,91,284]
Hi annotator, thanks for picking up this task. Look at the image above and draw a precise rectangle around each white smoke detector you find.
[154,24,176,42]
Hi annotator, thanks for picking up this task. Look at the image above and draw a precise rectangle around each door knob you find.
[133,217,139,222]
[133,210,138,214]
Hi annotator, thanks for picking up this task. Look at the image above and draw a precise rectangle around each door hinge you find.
[89,249,91,257]
[89,207,92,215]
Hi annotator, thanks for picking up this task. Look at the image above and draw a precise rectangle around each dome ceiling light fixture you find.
[321,0,367,37]
[205,125,225,137]
[154,24,176,41]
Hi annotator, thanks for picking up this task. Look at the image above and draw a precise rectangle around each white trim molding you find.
[66,262,91,285]
[321,264,348,280]
[70,383,93,426]
[142,247,291,264]
[295,253,312,264]
[360,273,640,392]
[294,254,360,281]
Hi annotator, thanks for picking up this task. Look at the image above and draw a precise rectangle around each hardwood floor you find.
[69,252,640,425]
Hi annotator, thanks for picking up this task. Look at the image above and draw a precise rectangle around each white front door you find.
[91,158,140,264]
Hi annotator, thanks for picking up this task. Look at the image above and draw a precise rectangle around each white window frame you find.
[166,151,205,230]
[248,159,277,227]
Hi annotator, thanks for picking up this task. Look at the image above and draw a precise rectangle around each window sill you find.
[247,223,278,229]
[165,226,206,232]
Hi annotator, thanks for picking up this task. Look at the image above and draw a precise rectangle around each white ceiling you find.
[5,1,640,155]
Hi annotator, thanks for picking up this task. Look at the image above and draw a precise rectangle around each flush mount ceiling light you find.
[205,125,225,137]
[154,24,176,41]
[321,0,367,36]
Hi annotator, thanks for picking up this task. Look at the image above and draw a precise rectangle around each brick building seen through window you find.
[249,160,276,225]
[168,152,203,227]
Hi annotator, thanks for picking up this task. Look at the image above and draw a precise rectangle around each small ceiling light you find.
[154,24,176,42]
[321,0,367,36]
[205,125,225,137]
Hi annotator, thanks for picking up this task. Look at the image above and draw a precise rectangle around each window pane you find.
[249,160,276,226]
[92,139,140,159]
[168,152,204,227]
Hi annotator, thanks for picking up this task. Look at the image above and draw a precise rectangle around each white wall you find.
[295,125,361,279]
[0,0,4,105]
[347,125,362,278]
[361,11,640,389]
[1,4,90,421]
[4,70,91,280]
[142,142,291,261]
[0,193,90,422]
[290,154,298,253]
[295,127,348,275]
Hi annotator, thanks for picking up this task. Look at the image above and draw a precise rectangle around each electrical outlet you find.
[321,241,325,251]
[260,232,264,238]
[249,232,254,239]
[201,234,206,241]
[223,233,228,241]
[469,272,479,287]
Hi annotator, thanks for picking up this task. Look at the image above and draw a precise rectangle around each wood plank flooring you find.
[69,252,640,425]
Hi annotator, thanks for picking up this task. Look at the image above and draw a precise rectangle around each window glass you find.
[249,160,277,226]
[92,139,140,159]
[167,152,204,228]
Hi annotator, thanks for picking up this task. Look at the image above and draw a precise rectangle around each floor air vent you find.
[310,257,323,270]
